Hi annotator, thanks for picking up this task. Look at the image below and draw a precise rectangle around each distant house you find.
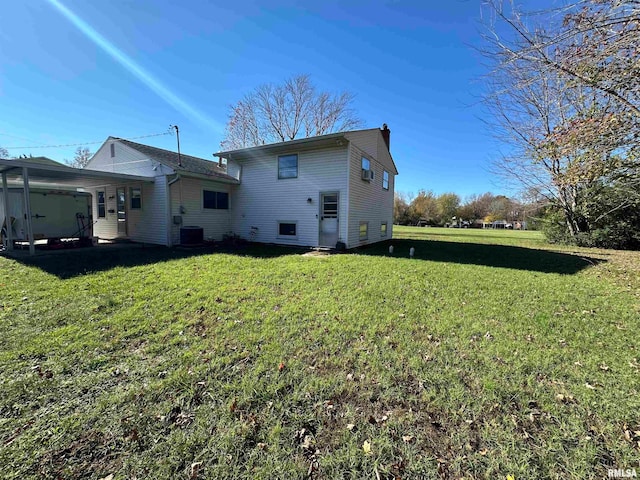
[79,125,397,249]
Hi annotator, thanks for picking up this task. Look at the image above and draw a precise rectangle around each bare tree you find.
[66,147,92,168]
[482,0,640,239]
[0,146,8,159]
[221,74,362,150]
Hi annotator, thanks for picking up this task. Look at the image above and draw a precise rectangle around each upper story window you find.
[203,190,229,210]
[278,154,298,179]
[110,143,115,158]
[361,157,374,181]
[383,170,389,190]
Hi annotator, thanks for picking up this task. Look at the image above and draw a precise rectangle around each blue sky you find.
[2,0,509,198]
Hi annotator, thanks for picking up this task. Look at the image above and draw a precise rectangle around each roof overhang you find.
[213,133,348,161]
[0,158,155,189]
[171,171,240,185]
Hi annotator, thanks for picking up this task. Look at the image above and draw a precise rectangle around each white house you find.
[215,125,397,248]
[13,125,397,250]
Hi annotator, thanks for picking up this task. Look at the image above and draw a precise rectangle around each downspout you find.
[167,174,182,247]
[164,175,172,247]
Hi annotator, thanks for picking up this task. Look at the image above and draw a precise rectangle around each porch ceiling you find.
[0,158,154,188]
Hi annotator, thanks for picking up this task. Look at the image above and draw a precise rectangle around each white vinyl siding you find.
[86,140,171,177]
[231,146,348,247]
[170,177,233,244]
[92,179,168,245]
[347,143,394,247]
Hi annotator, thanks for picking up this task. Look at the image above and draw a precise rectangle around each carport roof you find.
[0,157,154,188]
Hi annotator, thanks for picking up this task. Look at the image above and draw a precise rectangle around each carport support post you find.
[22,167,35,255]
[1,172,13,251]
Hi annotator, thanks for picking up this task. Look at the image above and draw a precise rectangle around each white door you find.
[319,192,339,247]
[116,187,127,236]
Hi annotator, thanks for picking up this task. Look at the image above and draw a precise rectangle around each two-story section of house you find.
[215,125,397,249]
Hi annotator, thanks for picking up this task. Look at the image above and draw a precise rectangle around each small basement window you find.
[203,190,229,210]
[383,170,389,190]
[278,154,298,179]
[130,187,142,209]
[278,222,297,237]
[381,222,387,237]
[359,221,368,240]
[97,190,106,218]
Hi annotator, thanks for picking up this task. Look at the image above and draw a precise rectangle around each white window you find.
[97,190,106,218]
[278,154,298,179]
[361,157,374,181]
[383,170,389,190]
[130,187,142,209]
[359,221,368,240]
[278,222,297,237]
[381,222,387,237]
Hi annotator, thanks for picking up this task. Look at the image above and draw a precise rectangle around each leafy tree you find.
[221,74,362,150]
[436,193,460,224]
[409,189,438,225]
[482,0,640,248]
[394,192,411,225]
[66,147,92,168]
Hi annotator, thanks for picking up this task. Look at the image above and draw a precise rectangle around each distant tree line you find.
[394,190,544,228]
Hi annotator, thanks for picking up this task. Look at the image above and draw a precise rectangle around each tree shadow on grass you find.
[8,243,303,279]
[356,239,601,275]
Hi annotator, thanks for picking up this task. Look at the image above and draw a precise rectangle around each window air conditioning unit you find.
[361,169,373,181]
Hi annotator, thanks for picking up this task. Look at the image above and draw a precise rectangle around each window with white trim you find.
[381,222,387,237]
[97,190,106,218]
[130,187,142,209]
[278,222,297,237]
[278,154,298,179]
[383,170,389,190]
[359,221,368,240]
[361,157,374,181]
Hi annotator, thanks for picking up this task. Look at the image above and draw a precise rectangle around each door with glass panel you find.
[116,187,127,235]
[319,192,339,247]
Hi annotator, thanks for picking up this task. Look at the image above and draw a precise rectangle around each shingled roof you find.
[113,137,238,182]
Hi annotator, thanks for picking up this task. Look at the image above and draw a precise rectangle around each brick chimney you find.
[381,123,390,151]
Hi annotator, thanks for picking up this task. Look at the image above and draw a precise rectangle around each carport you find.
[1,157,153,255]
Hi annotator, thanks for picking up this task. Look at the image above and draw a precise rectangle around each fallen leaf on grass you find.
[346,423,356,431]
[99,475,114,480]
[402,435,414,443]
[190,461,202,479]
[362,440,372,454]
[585,382,596,390]
[278,362,285,372]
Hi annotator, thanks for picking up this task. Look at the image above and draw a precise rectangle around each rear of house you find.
[216,125,397,249]
[24,127,397,250]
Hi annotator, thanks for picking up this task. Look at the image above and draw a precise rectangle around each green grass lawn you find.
[1,227,639,479]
